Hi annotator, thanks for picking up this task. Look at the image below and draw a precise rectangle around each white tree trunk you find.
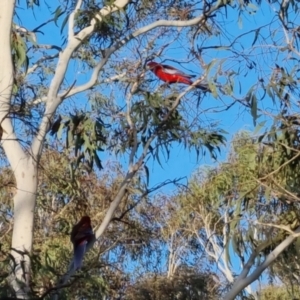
[10,157,38,297]
[0,1,37,298]
[0,0,15,115]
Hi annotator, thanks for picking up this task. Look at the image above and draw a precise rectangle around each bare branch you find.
[255,221,299,235]
[27,52,60,75]
[68,0,83,38]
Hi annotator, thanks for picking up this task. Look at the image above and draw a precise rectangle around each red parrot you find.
[71,216,95,270]
[147,61,209,91]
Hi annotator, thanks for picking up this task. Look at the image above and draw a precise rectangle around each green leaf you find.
[253,121,266,135]
[60,13,70,34]
[69,163,74,181]
[225,237,232,267]
[205,59,218,75]
[57,122,64,140]
[93,150,103,170]
[144,165,150,186]
[53,6,64,26]
[67,128,73,148]
[238,16,243,29]
[266,86,275,104]
[231,233,241,259]
[252,28,260,46]
[251,94,258,127]
[208,82,218,98]
[14,34,27,68]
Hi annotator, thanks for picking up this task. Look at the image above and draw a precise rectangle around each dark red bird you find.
[71,216,95,270]
[147,61,209,91]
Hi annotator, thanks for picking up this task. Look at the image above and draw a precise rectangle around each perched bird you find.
[147,61,209,91]
[71,216,95,270]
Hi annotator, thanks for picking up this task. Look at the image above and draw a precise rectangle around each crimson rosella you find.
[147,61,209,91]
[71,216,95,270]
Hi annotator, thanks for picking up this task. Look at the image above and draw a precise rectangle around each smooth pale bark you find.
[0,1,37,298]
[10,158,38,297]
[223,227,300,300]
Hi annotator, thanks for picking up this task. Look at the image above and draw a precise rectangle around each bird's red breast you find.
[147,61,194,85]
[147,61,210,92]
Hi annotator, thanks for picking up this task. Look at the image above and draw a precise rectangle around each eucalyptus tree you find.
[1,0,300,298]
[177,127,300,300]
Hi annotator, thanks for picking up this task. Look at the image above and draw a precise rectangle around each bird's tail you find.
[73,242,87,270]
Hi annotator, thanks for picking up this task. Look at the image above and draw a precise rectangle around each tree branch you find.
[68,0,83,38]
[57,2,222,100]
[224,226,300,300]
[32,0,131,159]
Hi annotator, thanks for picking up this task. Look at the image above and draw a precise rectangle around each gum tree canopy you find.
[0,0,299,299]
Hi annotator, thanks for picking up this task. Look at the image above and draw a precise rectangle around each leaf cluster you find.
[125,267,219,300]
[50,112,107,172]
